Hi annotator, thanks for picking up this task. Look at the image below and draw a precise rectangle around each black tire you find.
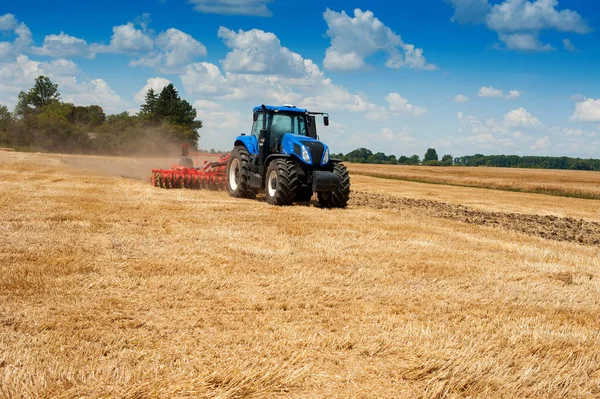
[318,163,351,208]
[265,159,298,206]
[295,187,313,203]
[179,157,194,168]
[226,146,255,199]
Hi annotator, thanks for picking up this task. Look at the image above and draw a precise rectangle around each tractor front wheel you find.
[265,159,298,206]
[318,163,350,208]
[226,146,255,199]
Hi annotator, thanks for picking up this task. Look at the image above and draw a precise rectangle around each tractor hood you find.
[280,133,330,166]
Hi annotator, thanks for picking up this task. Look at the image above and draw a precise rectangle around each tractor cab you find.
[226,104,350,207]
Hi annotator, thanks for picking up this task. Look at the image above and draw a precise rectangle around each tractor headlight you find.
[301,145,311,163]
[322,148,330,164]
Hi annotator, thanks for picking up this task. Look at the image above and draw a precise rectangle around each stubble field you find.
[1,151,600,398]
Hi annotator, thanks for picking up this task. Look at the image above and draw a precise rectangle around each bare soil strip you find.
[351,191,600,246]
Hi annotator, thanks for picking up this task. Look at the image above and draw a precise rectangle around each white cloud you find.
[0,55,127,114]
[181,27,385,118]
[370,127,417,143]
[93,22,153,54]
[504,107,543,127]
[193,99,245,131]
[446,0,591,52]
[563,38,575,51]
[131,28,207,72]
[530,136,550,151]
[323,8,436,71]
[189,0,274,17]
[486,0,591,34]
[0,14,32,59]
[31,32,92,58]
[478,86,522,99]
[553,127,596,138]
[498,32,554,51]
[453,94,468,103]
[386,93,427,117]
[217,27,306,77]
[478,86,504,98]
[447,0,491,24]
[505,90,522,100]
[570,98,600,122]
[0,13,18,31]
[134,77,172,103]
[60,78,129,114]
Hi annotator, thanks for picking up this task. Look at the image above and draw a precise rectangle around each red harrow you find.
[151,144,230,190]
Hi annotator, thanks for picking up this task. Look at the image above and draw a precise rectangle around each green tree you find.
[16,76,60,116]
[140,88,158,122]
[0,105,12,128]
[154,84,202,146]
[441,154,453,166]
[397,155,409,164]
[409,154,420,165]
[423,148,438,162]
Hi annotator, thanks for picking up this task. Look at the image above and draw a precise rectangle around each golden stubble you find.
[1,152,600,398]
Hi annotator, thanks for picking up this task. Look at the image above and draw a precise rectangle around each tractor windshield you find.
[271,113,307,137]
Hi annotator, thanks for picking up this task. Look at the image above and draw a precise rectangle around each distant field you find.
[347,163,600,199]
[2,151,600,398]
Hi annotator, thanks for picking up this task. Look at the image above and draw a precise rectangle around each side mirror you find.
[253,112,258,122]
[259,128,267,146]
[323,115,329,126]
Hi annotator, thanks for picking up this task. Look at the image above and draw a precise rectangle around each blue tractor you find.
[225,104,350,207]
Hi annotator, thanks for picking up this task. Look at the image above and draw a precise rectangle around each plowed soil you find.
[351,191,600,246]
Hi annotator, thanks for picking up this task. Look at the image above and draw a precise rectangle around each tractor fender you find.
[233,135,259,155]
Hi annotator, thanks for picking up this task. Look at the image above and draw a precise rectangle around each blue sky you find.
[2,0,600,158]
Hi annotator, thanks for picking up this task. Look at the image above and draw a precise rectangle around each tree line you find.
[0,76,201,155]
[334,147,453,166]
[334,147,600,171]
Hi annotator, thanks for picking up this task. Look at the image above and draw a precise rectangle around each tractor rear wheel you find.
[318,163,350,208]
[226,146,255,199]
[265,159,298,206]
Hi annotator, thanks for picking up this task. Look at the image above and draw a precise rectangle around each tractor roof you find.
[253,105,308,114]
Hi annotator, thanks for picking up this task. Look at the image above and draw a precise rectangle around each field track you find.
[351,191,600,246]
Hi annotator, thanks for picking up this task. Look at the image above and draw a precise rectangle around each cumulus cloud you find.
[134,77,172,103]
[570,98,600,122]
[386,93,427,117]
[478,86,522,99]
[322,8,436,71]
[181,26,385,117]
[454,94,468,103]
[486,0,591,34]
[60,78,130,114]
[92,22,153,54]
[446,0,491,24]
[0,13,33,59]
[498,32,554,51]
[217,27,306,77]
[193,99,245,131]
[478,86,504,98]
[131,28,207,72]
[504,107,543,127]
[189,0,274,17]
[445,0,591,52]
[31,32,92,58]
[0,55,128,113]
[563,38,575,51]
[530,136,550,151]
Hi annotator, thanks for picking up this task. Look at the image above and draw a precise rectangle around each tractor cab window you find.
[270,113,307,150]
[251,112,269,140]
